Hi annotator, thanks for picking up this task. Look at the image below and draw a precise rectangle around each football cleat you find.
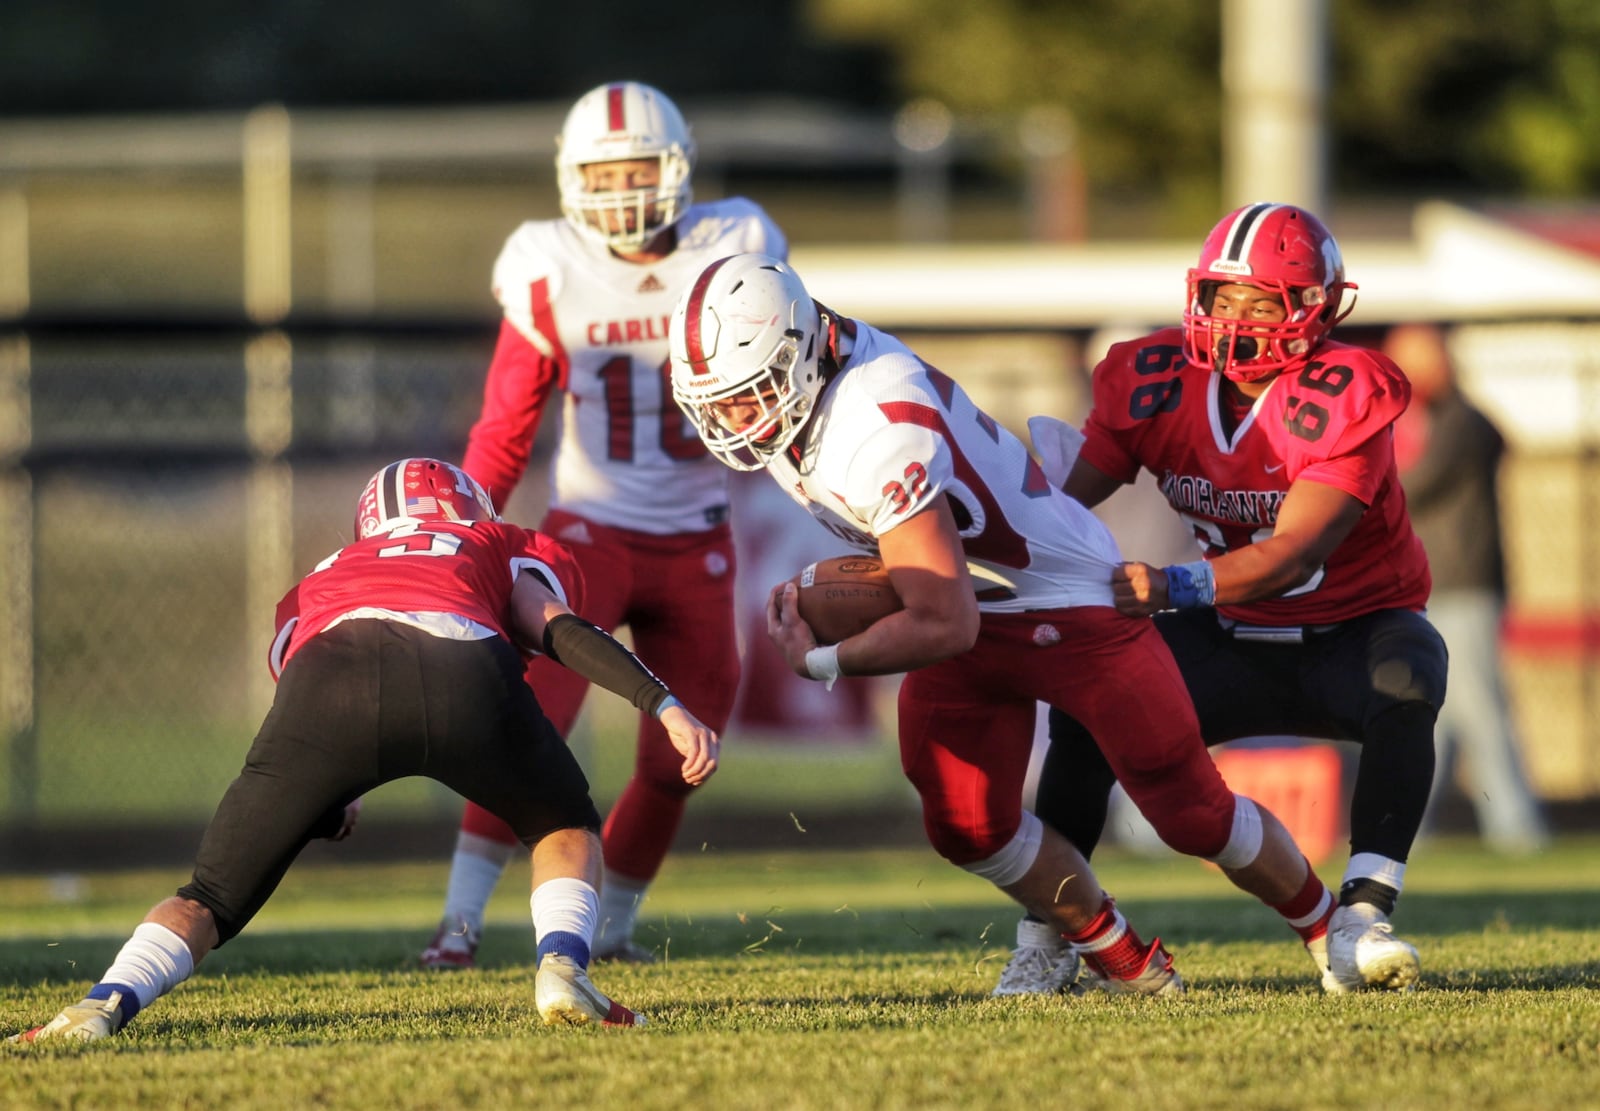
[1304,930,1340,992]
[534,955,646,1028]
[8,993,124,1044]
[1080,939,1186,996]
[991,918,1082,997]
[591,938,657,965]
[420,917,480,971]
[1324,902,1420,993]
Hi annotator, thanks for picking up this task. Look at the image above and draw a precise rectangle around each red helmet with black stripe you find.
[667,253,824,472]
[353,458,499,541]
[1182,202,1356,382]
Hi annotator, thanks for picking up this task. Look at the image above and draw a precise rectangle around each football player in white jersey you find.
[421,82,788,969]
[669,253,1352,996]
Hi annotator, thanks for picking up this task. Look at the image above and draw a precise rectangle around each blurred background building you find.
[2,0,1598,862]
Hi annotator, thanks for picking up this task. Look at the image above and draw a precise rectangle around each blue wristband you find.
[1162,561,1216,609]
[654,694,682,720]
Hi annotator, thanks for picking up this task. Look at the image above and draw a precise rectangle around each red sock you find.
[1271,858,1335,945]
[1066,896,1155,979]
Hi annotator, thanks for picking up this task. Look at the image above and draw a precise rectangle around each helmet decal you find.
[668,253,826,472]
[354,458,499,541]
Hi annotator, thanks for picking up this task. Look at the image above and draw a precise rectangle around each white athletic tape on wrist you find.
[804,644,841,690]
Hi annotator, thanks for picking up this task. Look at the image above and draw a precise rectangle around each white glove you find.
[1027,415,1086,489]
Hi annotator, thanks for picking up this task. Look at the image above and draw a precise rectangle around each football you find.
[790,555,903,645]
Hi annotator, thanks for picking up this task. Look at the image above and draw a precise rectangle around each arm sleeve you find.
[541,613,672,716]
[461,319,563,512]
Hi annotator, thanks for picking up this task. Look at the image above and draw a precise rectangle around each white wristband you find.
[803,644,841,691]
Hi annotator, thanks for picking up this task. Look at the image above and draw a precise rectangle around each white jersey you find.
[492,198,788,534]
[764,321,1121,612]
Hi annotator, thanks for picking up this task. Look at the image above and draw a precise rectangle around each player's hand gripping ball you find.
[789,556,903,645]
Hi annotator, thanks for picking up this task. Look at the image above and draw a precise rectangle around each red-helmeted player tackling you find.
[1011,202,1446,996]
[420,81,787,968]
[12,459,719,1042]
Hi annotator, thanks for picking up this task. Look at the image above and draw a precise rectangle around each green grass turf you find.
[2,837,1598,1110]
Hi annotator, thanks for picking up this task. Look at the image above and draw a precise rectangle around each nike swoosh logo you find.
[1264,463,1285,474]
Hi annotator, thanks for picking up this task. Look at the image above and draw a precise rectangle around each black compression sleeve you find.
[540,613,672,717]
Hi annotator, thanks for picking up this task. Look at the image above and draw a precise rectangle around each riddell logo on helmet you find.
[1209,259,1253,276]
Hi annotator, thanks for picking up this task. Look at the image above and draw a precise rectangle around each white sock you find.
[596,872,650,948]
[531,878,599,965]
[100,922,195,1010]
[1343,852,1406,895]
[440,833,515,935]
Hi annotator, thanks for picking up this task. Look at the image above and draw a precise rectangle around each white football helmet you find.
[555,81,695,252]
[669,253,825,471]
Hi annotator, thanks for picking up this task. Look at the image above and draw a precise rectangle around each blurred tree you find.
[808,0,1224,233]
[808,0,1600,222]
[5,0,1600,215]
[1334,0,1600,198]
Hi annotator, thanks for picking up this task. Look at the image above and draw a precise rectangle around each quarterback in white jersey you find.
[481,197,785,534]
[423,82,786,971]
[670,253,1343,997]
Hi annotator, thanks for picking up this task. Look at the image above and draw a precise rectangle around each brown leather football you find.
[790,555,904,645]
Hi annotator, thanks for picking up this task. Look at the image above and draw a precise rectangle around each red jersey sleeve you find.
[1278,343,1410,503]
[461,319,565,512]
[1079,330,1188,484]
[512,528,588,620]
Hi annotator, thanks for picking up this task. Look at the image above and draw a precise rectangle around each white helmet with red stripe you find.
[353,458,499,541]
[668,253,824,472]
[1182,202,1356,382]
[556,81,695,252]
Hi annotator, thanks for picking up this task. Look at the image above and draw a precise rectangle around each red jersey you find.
[1080,327,1431,627]
[267,520,585,678]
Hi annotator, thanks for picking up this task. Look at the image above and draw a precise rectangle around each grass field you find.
[3,837,1599,1110]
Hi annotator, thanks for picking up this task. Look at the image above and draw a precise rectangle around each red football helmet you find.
[1182,202,1357,383]
[353,458,498,541]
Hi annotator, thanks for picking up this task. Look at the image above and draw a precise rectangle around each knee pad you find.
[1206,795,1264,870]
[957,811,1044,887]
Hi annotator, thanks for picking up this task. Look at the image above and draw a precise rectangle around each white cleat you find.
[535,955,646,1028]
[8,993,124,1044]
[992,918,1083,997]
[1324,903,1420,994]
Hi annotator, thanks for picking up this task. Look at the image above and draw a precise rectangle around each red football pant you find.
[898,606,1235,865]
[459,510,740,881]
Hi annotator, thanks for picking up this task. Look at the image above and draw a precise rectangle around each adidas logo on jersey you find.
[636,273,667,294]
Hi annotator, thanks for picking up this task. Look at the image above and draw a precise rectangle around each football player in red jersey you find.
[670,253,1350,997]
[422,81,787,968]
[1006,203,1446,995]
[10,459,718,1043]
